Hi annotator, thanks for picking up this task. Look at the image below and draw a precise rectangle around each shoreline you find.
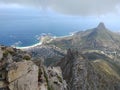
[15,32,76,50]
[16,41,42,49]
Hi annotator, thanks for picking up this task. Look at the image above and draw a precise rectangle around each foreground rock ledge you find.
[8,61,38,90]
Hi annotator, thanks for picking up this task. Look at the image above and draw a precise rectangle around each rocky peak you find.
[97,22,106,30]
[56,50,120,90]
[0,45,67,90]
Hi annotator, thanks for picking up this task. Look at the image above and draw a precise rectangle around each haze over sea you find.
[0,7,120,47]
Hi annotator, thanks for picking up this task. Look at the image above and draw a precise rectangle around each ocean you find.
[0,8,107,47]
[0,14,99,47]
[0,16,110,47]
[0,17,75,47]
[0,7,119,47]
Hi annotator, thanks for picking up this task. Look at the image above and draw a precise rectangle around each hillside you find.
[55,49,120,90]
[47,22,120,50]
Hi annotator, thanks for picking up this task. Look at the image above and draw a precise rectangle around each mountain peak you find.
[97,22,106,30]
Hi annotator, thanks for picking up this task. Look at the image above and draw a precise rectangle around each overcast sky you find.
[0,0,120,16]
[0,0,120,31]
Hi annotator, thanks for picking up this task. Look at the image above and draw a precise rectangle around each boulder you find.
[7,61,38,90]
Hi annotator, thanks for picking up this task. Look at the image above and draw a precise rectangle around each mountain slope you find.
[55,50,120,90]
[47,22,120,50]
[25,45,66,66]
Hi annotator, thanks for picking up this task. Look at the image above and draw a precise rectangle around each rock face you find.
[34,60,67,90]
[47,67,67,90]
[8,61,38,90]
[0,45,67,90]
[56,49,120,90]
[0,45,39,90]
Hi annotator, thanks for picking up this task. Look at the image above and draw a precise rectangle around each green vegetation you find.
[3,50,9,57]
[6,48,15,55]
[23,54,31,60]
[92,60,120,79]
[3,47,15,57]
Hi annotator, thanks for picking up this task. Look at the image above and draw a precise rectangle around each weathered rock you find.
[0,46,39,90]
[7,61,38,90]
[0,45,67,90]
[56,50,120,90]
[47,67,67,90]
[35,59,67,90]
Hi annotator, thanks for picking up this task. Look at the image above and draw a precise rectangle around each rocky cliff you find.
[0,45,38,90]
[0,45,67,90]
[56,49,120,90]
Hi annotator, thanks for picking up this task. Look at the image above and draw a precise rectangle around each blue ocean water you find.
[0,8,118,47]
[0,14,114,47]
[0,14,98,47]
[0,19,81,47]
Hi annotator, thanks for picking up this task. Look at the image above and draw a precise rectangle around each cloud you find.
[0,0,120,15]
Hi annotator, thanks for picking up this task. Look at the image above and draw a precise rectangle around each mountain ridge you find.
[46,22,120,51]
[55,49,120,90]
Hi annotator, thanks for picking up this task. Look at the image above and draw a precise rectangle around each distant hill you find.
[47,22,120,51]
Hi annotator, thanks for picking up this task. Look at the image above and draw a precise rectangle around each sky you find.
[0,0,120,31]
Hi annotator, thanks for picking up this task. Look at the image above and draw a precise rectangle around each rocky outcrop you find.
[56,49,120,90]
[34,60,67,90]
[47,67,67,90]
[7,61,38,90]
[0,45,67,90]
[0,45,39,90]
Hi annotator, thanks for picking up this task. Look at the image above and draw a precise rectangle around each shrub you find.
[23,54,31,60]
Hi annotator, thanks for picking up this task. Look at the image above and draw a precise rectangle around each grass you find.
[93,59,120,79]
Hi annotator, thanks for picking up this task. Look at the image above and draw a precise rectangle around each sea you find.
[0,15,100,47]
[0,8,114,47]
[0,16,114,47]
[0,7,120,47]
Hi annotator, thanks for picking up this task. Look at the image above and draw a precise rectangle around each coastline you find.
[16,41,42,49]
[15,32,76,50]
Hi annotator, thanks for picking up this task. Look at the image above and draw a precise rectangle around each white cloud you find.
[0,0,120,15]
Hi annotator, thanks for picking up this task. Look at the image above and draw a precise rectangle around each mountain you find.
[0,45,67,90]
[0,22,120,90]
[14,22,120,90]
[55,49,120,90]
[22,22,120,68]
[47,22,120,51]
